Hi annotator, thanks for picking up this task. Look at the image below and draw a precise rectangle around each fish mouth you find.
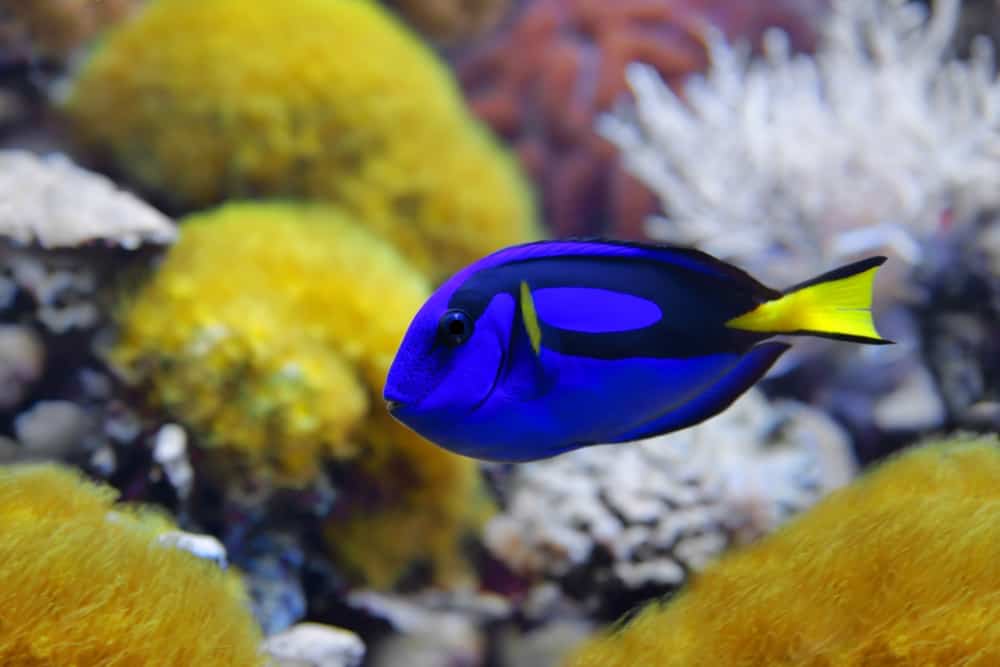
[385,395,414,416]
[383,386,411,415]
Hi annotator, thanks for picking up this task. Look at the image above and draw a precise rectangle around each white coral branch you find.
[599,0,1000,281]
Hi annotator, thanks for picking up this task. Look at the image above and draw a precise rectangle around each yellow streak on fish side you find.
[520,281,542,355]
[726,267,884,340]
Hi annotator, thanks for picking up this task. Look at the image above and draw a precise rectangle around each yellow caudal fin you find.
[725,257,893,344]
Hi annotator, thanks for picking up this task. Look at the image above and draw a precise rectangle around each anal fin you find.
[608,342,790,443]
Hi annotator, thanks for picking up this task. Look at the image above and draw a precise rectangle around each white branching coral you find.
[484,390,855,614]
[599,0,1000,285]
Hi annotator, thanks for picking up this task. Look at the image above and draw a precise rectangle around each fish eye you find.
[438,310,473,346]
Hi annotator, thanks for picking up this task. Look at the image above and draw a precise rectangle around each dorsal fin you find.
[472,238,781,301]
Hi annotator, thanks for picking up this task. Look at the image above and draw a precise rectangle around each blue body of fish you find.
[384,239,887,461]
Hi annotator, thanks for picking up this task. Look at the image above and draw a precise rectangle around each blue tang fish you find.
[384,239,890,461]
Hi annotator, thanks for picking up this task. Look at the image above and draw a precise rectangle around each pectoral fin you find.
[520,280,542,355]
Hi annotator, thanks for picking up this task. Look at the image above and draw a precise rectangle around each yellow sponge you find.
[65,0,540,280]
[0,463,262,666]
[112,201,429,484]
[567,433,1000,667]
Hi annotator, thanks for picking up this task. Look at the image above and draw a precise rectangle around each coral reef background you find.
[454,0,830,239]
[0,0,997,665]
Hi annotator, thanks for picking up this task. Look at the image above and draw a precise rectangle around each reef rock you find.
[349,589,510,667]
[912,215,1000,431]
[0,150,175,478]
[495,619,595,667]
[0,324,44,410]
[235,532,308,636]
[0,150,174,333]
[12,400,92,461]
[0,150,174,250]
[157,530,228,569]
[263,623,365,667]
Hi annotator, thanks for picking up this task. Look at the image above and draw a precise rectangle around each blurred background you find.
[0,0,997,665]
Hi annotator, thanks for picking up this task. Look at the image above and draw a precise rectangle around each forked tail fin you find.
[725,257,893,344]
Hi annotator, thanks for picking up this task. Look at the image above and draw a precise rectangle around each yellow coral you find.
[567,433,1000,667]
[113,201,423,483]
[65,0,540,281]
[0,463,262,666]
[113,201,489,586]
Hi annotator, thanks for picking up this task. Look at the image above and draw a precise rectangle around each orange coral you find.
[566,433,1000,667]
[457,0,827,239]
